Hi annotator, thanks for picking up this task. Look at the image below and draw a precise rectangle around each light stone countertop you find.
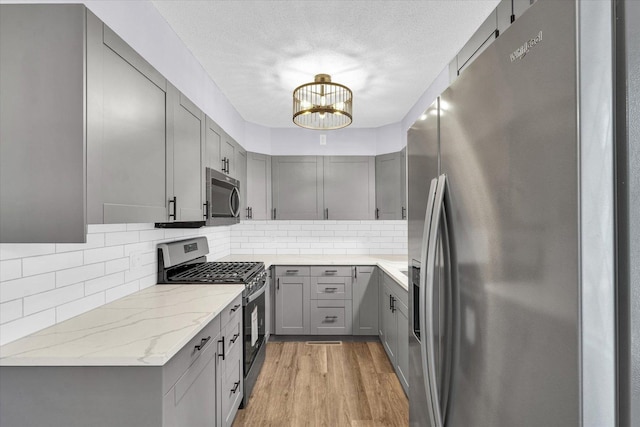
[218,254,409,290]
[0,284,244,367]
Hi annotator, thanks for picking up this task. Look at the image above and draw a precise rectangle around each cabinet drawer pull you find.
[230,333,240,344]
[286,269,299,273]
[193,336,211,353]
[169,196,177,220]
[324,287,338,292]
[324,316,338,322]
[230,304,241,313]
[324,270,338,274]
[231,381,240,394]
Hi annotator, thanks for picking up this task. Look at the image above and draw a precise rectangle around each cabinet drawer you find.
[310,276,352,300]
[224,311,242,355]
[173,333,217,405]
[221,344,243,427]
[163,315,221,395]
[310,266,353,277]
[310,300,353,335]
[275,266,310,276]
[220,295,242,328]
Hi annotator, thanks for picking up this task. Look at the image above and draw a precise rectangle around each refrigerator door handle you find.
[423,174,449,427]
[419,177,440,427]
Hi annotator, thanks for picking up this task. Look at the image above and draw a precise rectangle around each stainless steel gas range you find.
[157,237,266,408]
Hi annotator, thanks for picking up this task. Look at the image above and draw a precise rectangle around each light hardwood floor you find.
[233,340,409,427]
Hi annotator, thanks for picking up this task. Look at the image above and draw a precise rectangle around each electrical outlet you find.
[130,251,143,270]
[320,134,327,145]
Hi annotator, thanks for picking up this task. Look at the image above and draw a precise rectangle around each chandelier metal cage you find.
[292,74,353,130]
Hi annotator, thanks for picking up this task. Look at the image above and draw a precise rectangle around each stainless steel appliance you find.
[409,1,617,426]
[205,167,241,226]
[157,237,267,408]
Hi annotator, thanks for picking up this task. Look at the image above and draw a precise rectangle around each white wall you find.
[0,224,231,345]
[231,220,407,256]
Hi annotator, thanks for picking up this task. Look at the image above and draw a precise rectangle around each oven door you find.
[244,281,266,375]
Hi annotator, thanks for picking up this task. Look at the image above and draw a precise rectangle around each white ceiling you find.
[151,0,500,129]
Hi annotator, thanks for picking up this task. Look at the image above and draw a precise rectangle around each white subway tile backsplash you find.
[85,272,125,295]
[105,280,139,303]
[23,283,84,316]
[105,257,130,274]
[0,309,55,346]
[126,223,155,231]
[0,259,21,281]
[0,273,56,303]
[138,273,157,290]
[124,263,156,283]
[22,252,83,277]
[0,299,22,324]
[56,263,105,288]
[56,293,105,323]
[139,229,165,242]
[87,224,127,233]
[105,231,140,246]
[84,246,124,264]
[1,244,56,260]
[56,233,105,253]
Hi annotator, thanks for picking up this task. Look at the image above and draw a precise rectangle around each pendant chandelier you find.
[292,74,353,130]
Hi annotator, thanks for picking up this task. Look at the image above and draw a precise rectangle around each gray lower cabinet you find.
[272,156,324,219]
[0,4,86,242]
[379,271,409,395]
[323,156,376,220]
[310,299,352,335]
[246,152,272,220]
[275,267,311,334]
[352,266,379,335]
[0,297,244,427]
[375,151,403,220]
[87,10,168,224]
[167,86,205,222]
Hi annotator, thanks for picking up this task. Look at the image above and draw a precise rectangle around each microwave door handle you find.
[229,187,241,218]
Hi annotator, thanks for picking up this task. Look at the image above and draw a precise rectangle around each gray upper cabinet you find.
[375,152,403,220]
[221,136,235,177]
[1,4,86,243]
[323,157,375,220]
[272,156,324,220]
[205,117,222,172]
[235,147,247,219]
[166,87,205,222]
[352,266,379,335]
[87,11,168,224]
[246,153,272,220]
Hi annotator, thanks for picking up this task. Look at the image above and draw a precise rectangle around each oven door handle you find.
[246,280,267,304]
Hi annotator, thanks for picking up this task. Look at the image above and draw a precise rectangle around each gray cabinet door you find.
[353,267,379,335]
[380,280,397,363]
[235,147,247,219]
[375,152,402,220]
[272,156,324,220]
[163,336,218,427]
[0,4,86,242]
[221,136,235,177]
[246,153,272,220]
[167,87,204,221]
[323,156,375,220]
[205,117,222,172]
[87,12,167,224]
[275,275,310,335]
[395,297,409,393]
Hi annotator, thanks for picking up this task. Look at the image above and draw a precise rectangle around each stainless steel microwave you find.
[205,167,240,226]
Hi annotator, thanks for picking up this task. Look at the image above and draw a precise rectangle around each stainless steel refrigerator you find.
[408,1,618,426]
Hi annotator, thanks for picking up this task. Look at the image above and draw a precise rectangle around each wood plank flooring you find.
[233,341,408,427]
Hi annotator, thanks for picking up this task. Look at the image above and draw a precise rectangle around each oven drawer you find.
[310,299,353,335]
[310,266,352,277]
[220,294,242,328]
[275,266,310,277]
[310,276,352,300]
[162,314,221,395]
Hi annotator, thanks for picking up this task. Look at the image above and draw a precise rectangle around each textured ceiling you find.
[151,0,500,128]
